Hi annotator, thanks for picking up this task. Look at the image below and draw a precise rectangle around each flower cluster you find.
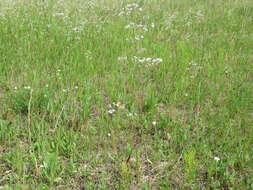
[124,22,148,32]
[118,3,143,16]
[133,56,163,67]
[124,22,155,41]
[107,102,126,115]
[24,86,32,90]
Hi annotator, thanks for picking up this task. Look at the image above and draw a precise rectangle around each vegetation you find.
[0,0,252,189]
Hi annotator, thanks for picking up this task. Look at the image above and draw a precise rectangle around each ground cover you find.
[0,0,252,189]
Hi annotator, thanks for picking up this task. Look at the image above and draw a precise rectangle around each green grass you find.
[0,0,252,189]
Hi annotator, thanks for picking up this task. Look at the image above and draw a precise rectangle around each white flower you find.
[108,109,116,115]
[107,133,111,137]
[72,27,80,32]
[128,113,137,117]
[128,113,133,117]
[112,102,125,109]
[152,121,158,126]
[214,157,220,161]
[24,86,31,90]
[14,86,18,90]
[135,35,144,41]
[133,56,163,66]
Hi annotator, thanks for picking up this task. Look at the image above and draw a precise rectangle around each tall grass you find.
[0,0,252,189]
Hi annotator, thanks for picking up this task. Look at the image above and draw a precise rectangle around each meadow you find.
[0,0,252,189]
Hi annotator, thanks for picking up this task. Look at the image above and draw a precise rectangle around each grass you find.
[0,0,252,189]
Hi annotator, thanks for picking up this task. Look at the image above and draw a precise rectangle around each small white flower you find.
[146,57,152,62]
[128,113,133,117]
[135,35,144,41]
[14,86,18,90]
[107,133,111,137]
[24,86,31,90]
[128,113,137,117]
[72,27,80,32]
[152,121,158,126]
[214,157,220,161]
[108,109,116,115]
[74,86,78,89]
[62,89,67,92]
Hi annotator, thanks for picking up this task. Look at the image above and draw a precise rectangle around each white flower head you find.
[108,109,116,115]
[24,86,31,90]
[152,121,158,126]
[128,112,137,117]
[214,157,220,161]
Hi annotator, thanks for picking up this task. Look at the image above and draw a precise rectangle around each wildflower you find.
[108,109,116,115]
[128,113,137,117]
[135,35,144,41]
[214,157,220,161]
[152,121,158,126]
[118,3,141,16]
[124,22,148,32]
[72,27,80,32]
[112,102,125,109]
[24,86,31,90]
[133,56,163,66]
